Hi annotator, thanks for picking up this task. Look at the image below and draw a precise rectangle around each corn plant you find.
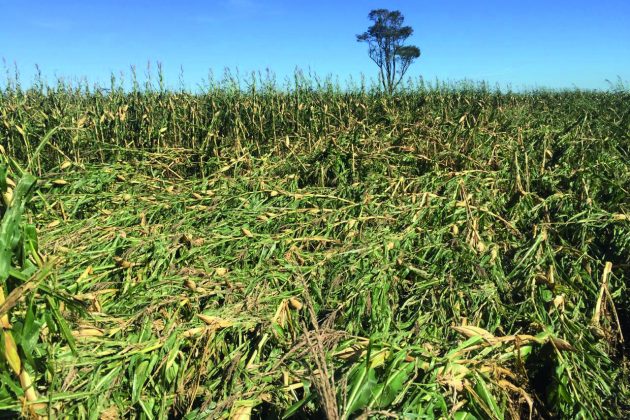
[0,71,628,418]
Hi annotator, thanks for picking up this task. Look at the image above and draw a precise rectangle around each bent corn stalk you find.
[0,170,44,412]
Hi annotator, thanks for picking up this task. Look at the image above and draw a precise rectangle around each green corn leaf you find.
[46,295,77,355]
[344,365,378,417]
[473,372,504,420]
[0,174,36,283]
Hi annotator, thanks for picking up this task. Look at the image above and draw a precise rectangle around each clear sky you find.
[1,0,629,90]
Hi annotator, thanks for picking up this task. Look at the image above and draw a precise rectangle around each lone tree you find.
[357,9,421,94]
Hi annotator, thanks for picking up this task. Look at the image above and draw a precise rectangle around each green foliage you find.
[0,74,628,418]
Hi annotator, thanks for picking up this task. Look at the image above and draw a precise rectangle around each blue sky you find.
[1,0,629,90]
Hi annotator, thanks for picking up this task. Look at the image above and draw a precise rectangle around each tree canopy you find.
[357,9,421,94]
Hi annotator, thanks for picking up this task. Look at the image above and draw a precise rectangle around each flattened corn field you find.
[1,79,629,419]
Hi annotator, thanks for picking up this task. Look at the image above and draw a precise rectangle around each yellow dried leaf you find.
[52,179,68,186]
[553,294,565,311]
[335,344,367,360]
[60,161,72,170]
[47,220,61,228]
[99,405,120,420]
[77,266,93,283]
[490,246,499,262]
[288,297,303,311]
[3,331,21,374]
[191,238,205,246]
[215,267,228,277]
[113,257,132,269]
[241,227,253,238]
[181,327,207,338]
[72,328,104,338]
[3,188,13,206]
[230,400,258,420]
[453,325,496,344]
[15,124,26,137]
[197,314,233,329]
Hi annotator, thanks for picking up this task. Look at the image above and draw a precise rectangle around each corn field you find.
[1,72,629,418]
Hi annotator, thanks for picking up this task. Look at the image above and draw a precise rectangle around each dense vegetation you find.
[1,73,629,418]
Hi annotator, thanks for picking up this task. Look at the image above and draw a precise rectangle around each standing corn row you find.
[2,70,627,174]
